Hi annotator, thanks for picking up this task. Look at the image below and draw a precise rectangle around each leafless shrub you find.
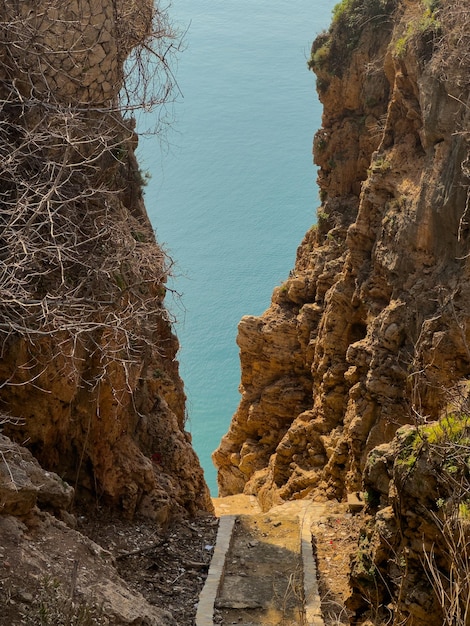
[415,392,470,625]
[431,0,470,88]
[0,0,181,403]
[119,1,184,120]
[423,510,470,626]
[0,413,24,427]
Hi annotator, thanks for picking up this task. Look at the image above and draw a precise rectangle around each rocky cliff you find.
[347,411,470,624]
[0,0,211,521]
[214,0,470,512]
[0,1,213,622]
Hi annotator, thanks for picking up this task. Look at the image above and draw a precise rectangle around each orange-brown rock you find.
[214,0,470,510]
[0,1,212,520]
[348,411,470,625]
[0,435,178,624]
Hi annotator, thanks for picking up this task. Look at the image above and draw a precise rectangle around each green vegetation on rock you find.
[308,0,395,75]
[394,0,441,58]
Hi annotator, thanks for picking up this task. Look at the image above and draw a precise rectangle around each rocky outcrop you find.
[0,435,73,516]
[347,411,470,625]
[0,436,175,625]
[214,0,470,510]
[0,0,211,520]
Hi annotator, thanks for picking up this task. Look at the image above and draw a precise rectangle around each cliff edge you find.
[214,0,470,512]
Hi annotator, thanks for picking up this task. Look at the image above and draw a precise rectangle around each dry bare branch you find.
[0,1,182,427]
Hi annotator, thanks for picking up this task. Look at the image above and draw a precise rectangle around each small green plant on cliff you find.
[308,0,394,76]
[332,0,354,22]
[332,0,391,27]
[317,209,330,222]
[332,0,394,36]
[309,42,331,71]
[396,412,470,473]
[459,502,470,520]
[352,533,377,582]
[423,412,470,445]
[396,428,421,468]
[394,31,409,58]
[369,154,391,174]
[394,1,440,59]
[314,133,328,153]
[308,31,331,72]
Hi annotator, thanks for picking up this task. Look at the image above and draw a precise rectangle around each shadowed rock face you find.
[0,434,178,625]
[0,0,212,520]
[214,0,470,510]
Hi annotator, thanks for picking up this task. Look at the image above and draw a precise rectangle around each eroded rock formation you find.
[214,0,470,513]
[0,1,213,622]
[347,410,470,625]
[0,0,211,520]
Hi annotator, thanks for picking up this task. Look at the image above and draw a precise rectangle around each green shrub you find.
[309,0,395,78]
[332,0,393,31]
[308,31,331,71]
[310,43,331,70]
[394,2,440,59]
[422,412,470,445]
[332,0,355,23]
[370,154,391,174]
[315,135,328,152]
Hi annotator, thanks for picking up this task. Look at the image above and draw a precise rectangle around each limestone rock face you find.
[214,0,470,508]
[0,1,212,519]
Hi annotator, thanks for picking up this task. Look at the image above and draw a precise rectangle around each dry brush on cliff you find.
[0,0,211,519]
[347,397,470,625]
[0,0,178,369]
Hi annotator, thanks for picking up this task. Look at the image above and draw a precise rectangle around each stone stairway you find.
[196,496,326,626]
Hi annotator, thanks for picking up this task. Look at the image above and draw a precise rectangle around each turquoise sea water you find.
[138,0,336,494]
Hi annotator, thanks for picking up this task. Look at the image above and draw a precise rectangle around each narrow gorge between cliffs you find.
[0,1,469,626]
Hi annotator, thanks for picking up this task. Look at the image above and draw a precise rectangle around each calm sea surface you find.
[138,0,336,494]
